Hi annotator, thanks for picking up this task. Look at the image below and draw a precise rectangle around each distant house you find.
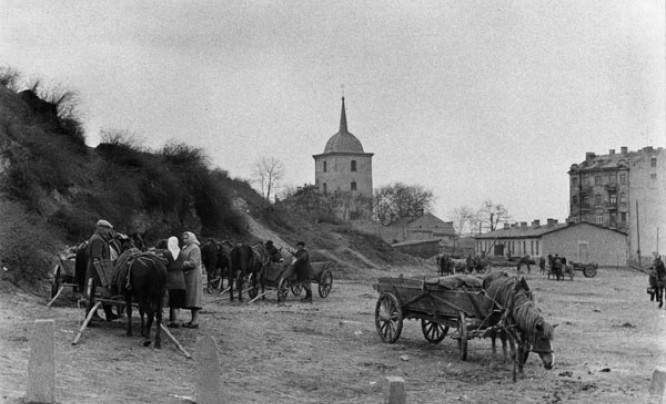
[387,212,456,244]
[474,219,628,267]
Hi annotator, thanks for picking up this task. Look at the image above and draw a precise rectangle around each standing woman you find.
[181,231,203,328]
[165,236,186,328]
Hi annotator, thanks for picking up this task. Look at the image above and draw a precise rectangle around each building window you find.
[323,161,327,172]
[351,160,357,172]
[595,176,602,186]
[595,195,602,206]
[609,193,616,204]
[323,183,327,194]
[619,173,626,185]
[572,178,578,188]
[621,212,627,222]
[583,196,590,207]
[595,215,603,224]
[620,193,626,203]
[609,175,616,185]
[351,181,357,191]
[535,240,539,255]
[652,157,657,167]
[610,213,616,226]
[651,173,657,180]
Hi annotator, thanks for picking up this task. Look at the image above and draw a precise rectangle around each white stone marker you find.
[649,367,666,404]
[25,319,55,404]
[195,336,227,404]
[384,376,406,404]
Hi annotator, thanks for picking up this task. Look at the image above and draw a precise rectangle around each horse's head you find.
[532,319,556,370]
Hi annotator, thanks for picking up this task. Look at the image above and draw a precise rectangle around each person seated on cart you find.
[290,241,313,303]
[264,240,283,263]
[85,219,119,322]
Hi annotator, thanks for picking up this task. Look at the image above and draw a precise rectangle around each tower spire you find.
[339,96,348,133]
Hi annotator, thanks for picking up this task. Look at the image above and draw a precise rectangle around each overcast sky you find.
[1,1,664,223]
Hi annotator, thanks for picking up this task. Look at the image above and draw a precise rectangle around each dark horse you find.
[438,254,454,276]
[113,249,167,348]
[649,256,666,308]
[483,273,556,381]
[228,243,283,302]
[201,238,233,292]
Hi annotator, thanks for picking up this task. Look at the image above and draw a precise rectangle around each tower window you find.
[651,157,657,167]
[351,181,357,191]
[323,183,327,194]
[323,161,327,172]
[351,160,357,172]
[619,173,626,185]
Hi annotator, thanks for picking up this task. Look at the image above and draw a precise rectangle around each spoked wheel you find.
[374,292,403,343]
[247,274,259,299]
[277,277,290,302]
[318,270,333,298]
[583,266,597,278]
[291,282,303,296]
[421,319,449,344]
[51,265,62,299]
[457,311,468,361]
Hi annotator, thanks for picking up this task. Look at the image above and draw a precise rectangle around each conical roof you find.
[323,97,365,154]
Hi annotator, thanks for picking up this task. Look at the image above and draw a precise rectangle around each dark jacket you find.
[292,248,314,281]
[164,250,186,290]
[86,231,111,286]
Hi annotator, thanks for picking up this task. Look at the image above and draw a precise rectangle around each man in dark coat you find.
[291,241,314,302]
[85,219,118,321]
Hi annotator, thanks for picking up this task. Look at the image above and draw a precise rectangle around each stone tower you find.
[313,97,374,199]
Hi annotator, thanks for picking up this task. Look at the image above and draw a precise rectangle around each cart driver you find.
[291,241,313,303]
[85,219,119,322]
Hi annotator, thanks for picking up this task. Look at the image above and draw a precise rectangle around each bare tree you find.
[253,157,285,202]
[477,199,511,232]
[450,206,477,235]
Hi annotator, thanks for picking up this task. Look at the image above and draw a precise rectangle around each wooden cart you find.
[373,276,493,361]
[288,261,334,299]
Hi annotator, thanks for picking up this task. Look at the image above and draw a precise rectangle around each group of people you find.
[84,219,318,328]
[84,219,203,329]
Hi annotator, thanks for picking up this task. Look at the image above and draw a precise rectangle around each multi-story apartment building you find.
[568,146,665,263]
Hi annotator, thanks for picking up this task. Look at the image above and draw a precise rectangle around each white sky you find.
[1,1,664,222]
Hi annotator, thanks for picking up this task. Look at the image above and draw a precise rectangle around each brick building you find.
[568,146,665,263]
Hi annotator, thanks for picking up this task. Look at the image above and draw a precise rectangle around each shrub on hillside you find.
[0,200,62,285]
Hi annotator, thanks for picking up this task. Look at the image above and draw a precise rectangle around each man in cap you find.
[85,219,118,321]
[291,241,313,302]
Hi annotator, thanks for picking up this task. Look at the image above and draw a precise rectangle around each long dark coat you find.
[85,231,111,287]
[293,248,314,281]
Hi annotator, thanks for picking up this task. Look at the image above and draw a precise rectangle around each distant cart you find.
[570,261,598,278]
[373,276,495,361]
[251,260,334,302]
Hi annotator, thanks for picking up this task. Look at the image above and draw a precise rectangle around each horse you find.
[451,258,470,274]
[649,256,666,308]
[113,249,167,348]
[516,255,533,274]
[201,238,233,292]
[228,242,284,302]
[483,275,556,381]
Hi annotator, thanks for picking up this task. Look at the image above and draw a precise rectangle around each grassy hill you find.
[0,70,420,289]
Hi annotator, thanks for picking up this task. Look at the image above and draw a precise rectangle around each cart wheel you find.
[277,277,290,302]
[247,274,259,299]
[421,319,449,344]
[318,270,333,298]
[374,292,403,343]
[583,266,597,278]
[458,311,468,361]
[291,282,303,296]
[51,265,62,299]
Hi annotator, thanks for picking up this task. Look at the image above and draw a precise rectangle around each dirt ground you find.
[0,264,663,404]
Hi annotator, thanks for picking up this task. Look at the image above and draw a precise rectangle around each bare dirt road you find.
[0,264,663,404]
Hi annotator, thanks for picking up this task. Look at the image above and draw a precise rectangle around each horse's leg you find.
[238,275,244,303]
[489,331,497,367]
[154,297,162,349]
[125,295,133,337]
[139,306,146,338]
[143,302,153,347]
[229,271,236,302]
[659,287,664,309]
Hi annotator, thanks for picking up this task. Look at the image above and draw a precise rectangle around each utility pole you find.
[636,201,641,267]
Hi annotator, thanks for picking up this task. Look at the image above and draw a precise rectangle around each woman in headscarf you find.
[181,231,203,328]
[164,236,186,328]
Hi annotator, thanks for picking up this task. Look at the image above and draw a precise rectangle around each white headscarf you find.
[167,236,180,260]
[183,231,200,246]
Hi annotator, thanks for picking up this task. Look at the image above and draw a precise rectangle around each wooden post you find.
[384,376,406,404]
[195,336,227,404]
[72,301,101,345]
[46,286,65,307]
[160,323,192,359]
[25,319,55,404]
[649,367,666,404]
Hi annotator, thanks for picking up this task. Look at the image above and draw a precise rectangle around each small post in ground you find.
[384,376,406,404]
[25,319,56,404]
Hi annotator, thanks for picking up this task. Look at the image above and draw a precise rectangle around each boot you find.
[300,289,312,302]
